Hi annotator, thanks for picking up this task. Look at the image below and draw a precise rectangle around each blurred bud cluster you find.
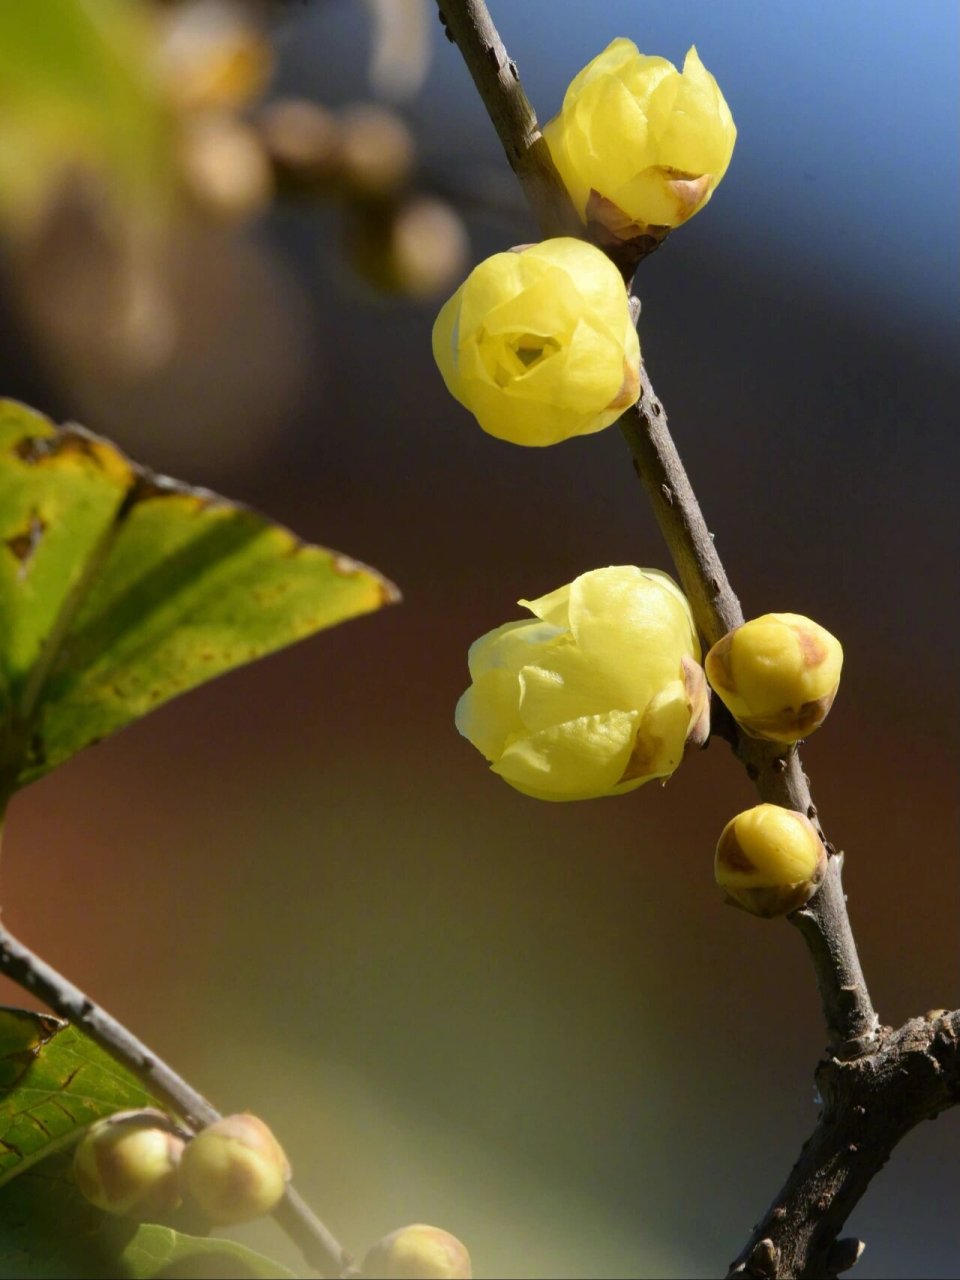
[0,0,467,467]
[258,96,468,300]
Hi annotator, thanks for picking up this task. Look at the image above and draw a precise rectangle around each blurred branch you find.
[0,919,353,1279]
[435,0,960,1274]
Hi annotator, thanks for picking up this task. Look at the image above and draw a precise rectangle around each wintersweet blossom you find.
[432,238,639,446]
[544,40,736,236]
[456,566,709,801]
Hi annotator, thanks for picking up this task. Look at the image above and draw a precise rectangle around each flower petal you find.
[492,709,639,801]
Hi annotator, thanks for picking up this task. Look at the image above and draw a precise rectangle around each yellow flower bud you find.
[705,613,843,744]
[347,196,469,300]
[543,40,736,238]
[179,1113,290,1225]
[715,804,826,917]
[179,114,273,222]
[73,1112,184,1218]
[432,238,640,446]
[362,1224,472,1279]
[456,565,707,801]
[337,105,416,197]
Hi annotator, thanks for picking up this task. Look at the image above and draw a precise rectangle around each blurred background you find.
[0,1,957,1276]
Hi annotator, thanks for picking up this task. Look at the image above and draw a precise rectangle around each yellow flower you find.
[706,613,843,744]
[456,566,708,801]
[543,40,736,234]
[432,237,640,446]
[715,804,826,917]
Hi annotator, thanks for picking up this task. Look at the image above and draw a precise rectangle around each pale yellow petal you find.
[431,288,466,401]
[619,54,678,106]
[632,680,694,780]
[525,238,630,341]
[656,47,736,177]
[466,617,564,679]
[518,583,571,628]
[480,266,577,339]
[564,37,639,101]
[566,566,696,698]
[568,74,655,192]
[543,112,591,219]
[459,376,587,445]
[455,668,523,761]
[492,709,639,801]
[456,251,525,342]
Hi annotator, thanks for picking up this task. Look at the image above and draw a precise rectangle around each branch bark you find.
[727,1011,960,1279]
[0,919,353,1280]
[434,1,956,1274]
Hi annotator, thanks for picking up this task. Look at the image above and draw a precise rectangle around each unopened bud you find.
[705,613,843,744]
[179,1113,290,1225]
[347,196,468,299]
[258,98,341,189]
[715,804,826,917]
[362,1224,472,1279]
[337,106,415,197]
[179,114,273,222]
[73,1111,184,1217]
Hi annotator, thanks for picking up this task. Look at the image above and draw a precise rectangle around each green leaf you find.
[0,0,173,226]
[0,400,398,790]
[0,1153,296,1279]
[0,1007,161,1186]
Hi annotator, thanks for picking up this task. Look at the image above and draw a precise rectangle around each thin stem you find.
[622,381,879,1058]
[435,0,877,1062]
[434,0,581,239]
[0,920,352,1279]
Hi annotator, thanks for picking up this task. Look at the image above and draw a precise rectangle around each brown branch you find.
[435,0,581,238]
[0,919,353,1279]
[622,377,879,1060]
[727,1011,960,1279]
[433,1,960,1274]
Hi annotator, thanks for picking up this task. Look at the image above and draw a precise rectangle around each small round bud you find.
[337,106,415,197]
[715,804,826,918]
[179,1113,290,1225]
[362,1224,472,1279]
[347,196,469,299]
[258,98,341,189]
[73,1112,184,1217]
[705,613,843,744]
[179,114,273,222]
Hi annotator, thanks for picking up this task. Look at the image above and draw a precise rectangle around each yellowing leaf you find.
[0,401,398,791]
[0,1008,159,1186]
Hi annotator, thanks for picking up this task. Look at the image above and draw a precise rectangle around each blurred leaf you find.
[0,400,398,791]
[0,1153,296,1279]
[0,1008,159,1187]
[0,0,171,226]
